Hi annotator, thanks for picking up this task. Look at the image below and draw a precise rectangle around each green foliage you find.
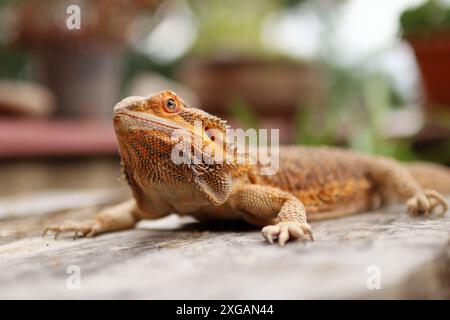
[295,64,417,161]
[0,0,18,8]
[227,98,260,129]
[400,0,450,36]
[294,104,336,146]
[0,44,30,79]
[348,73,416,161]
[187,0,287,57]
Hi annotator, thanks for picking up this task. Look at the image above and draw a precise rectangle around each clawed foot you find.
[42,220,101,239]
[406,189,448,217]
[262,221,313,246]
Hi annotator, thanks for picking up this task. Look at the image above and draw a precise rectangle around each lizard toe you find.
[261,222,313,246]
[406,190,448,218]
[424,190,448,217]
[278,224,290,246]
[262,225,280,244]
[42,220,96,240]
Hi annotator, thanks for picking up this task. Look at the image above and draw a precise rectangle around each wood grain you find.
[0,196,449,299]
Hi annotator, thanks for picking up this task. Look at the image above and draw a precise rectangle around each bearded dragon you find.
[43,91,450,246]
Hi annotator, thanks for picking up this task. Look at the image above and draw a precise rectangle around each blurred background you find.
[0,0,449,219]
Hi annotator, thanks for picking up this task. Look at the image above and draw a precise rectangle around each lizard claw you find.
[42,220,100,240]
[406,189,448,217]
[262,221,313,246]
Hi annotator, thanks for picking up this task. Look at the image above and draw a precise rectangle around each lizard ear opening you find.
[193,168,232,206]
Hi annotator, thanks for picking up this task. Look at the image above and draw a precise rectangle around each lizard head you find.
[113,90,240,206]
[113,90,228,137]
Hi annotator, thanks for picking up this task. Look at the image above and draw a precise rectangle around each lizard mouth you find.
[114,110,186,133]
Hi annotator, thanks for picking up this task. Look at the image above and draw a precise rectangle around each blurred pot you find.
[176,57,325,117]
[407,32,450,108]
[33,44,124,119]
[9,0,163,119]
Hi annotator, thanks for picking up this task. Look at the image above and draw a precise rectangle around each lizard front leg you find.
[43,199,142,239]
[229,184,313,246]
[364,156,448,216]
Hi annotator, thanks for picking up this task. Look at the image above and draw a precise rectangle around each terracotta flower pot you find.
[407,32,450,108]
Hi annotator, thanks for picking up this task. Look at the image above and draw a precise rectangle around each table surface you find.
[0,192,449,299]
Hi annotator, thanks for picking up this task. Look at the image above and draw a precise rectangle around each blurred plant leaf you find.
[400,0,450,36]
[295,62,418,161]
[227,97,260,129]
[187,0,283,57]
[294,104,336,146]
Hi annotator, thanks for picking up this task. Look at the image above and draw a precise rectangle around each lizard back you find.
[253,146,375,218]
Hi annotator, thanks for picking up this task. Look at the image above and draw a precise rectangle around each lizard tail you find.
[405,162,450,195]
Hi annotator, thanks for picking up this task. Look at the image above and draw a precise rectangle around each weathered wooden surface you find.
[0,195,449,299]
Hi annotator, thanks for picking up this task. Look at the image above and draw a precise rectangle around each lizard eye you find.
[165,98,176,111]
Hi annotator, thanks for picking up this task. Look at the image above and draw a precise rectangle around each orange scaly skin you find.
[43,91,450,246]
